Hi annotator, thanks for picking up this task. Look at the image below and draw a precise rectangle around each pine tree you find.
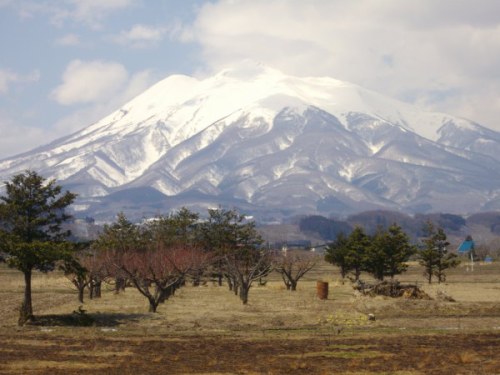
[324,232,351,282]
[325,227,370,282]
[366,224,415,280]
[345,226,370,281]
[200,208,270,304]
[0,170,76,324]
[418,221,459,283]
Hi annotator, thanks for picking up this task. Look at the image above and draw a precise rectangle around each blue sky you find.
[1,0,499,159]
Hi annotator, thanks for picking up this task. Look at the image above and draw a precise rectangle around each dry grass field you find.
[0,260,499,374]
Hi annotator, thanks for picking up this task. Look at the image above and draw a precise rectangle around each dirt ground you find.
[1,261,500,374]
[1,330,499,374]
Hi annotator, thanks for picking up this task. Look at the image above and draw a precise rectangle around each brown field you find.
[0,260,500,374]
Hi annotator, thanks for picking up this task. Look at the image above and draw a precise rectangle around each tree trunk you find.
[192,273,201,287]
[78,286,85,304]
[281,273,291,290]
[94,281,102,298]
[354,268,361,281]
[115,277,126,293]
[148,299,158,313]
[19,269,34,325]
[239,285,249,305]
[89,279,101,299]
[290,280,297,291]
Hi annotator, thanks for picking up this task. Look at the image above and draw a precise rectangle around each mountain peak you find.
[215,60,282,80]
[1,66,499,221]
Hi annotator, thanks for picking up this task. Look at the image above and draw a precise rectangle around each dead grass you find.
[1,261,500,334]
[1,360,113,372]
[279,350,391,359]
[0,261,499,374]
[59,350,134,357]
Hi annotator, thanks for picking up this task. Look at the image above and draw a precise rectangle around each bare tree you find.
[224,248,273,305]
[80,249,107,299]
[274,250,318,291]
[93,213,143,293]
[60,257,89,304]
[116,245,211,313]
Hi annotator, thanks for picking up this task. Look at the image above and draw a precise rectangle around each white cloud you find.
[64,0,136,28]
[184,0,500,130]
[0,65,158,159]
[110,24,167,47]
[10,0,136,29]
[0,69,39,94]
[51,60,128,105]
[0,66,157,159]
[0,70,17,94]
[0,110,50,158]
[55,33,80,46]
[52,69,158,135]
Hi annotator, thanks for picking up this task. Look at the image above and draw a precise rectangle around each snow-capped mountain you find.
[1,61,500,221]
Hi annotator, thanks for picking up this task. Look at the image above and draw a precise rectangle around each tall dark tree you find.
[418,221,460,283]
[0,170,76,324]
[324,232,351,282]
[147,207,200,247]
[365,224,415,280]
[345,227,370,281]
[325,228,370,282]
[200,208,270,303]
[200,208,250,287]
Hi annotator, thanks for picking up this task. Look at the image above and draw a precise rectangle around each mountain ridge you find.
[1,62,499,221]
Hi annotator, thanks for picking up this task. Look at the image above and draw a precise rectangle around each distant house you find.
[458,235,475,254]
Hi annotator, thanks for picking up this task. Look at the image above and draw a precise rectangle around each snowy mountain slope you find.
[1,61,499,220]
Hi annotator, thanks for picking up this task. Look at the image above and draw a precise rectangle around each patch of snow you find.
[339,163,356,182]
[153,180,180,196]
[72,204,90,211]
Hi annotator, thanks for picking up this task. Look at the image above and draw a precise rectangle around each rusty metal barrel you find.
[316,281,329,300]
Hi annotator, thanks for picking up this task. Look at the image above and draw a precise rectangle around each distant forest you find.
[299,210,500,241]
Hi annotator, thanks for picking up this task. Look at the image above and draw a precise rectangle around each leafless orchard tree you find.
[274,250,318,291]
[114,244,212,313]
[224,248,274,305]
[60,257,89,304]
[80,250,107,299]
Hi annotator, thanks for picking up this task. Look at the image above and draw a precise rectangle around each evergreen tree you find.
[345,226,370,281]
[325,227,370,282]
[366,224,415,280]
[0,170,76,324]
[200,208,270,304]
[324,232,351,282]
[146,207,200,247]
[418,221,460,283]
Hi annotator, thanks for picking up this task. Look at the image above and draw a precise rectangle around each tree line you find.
[324,222,460,284]
[0,171,318,325]
[0,171,461,326]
